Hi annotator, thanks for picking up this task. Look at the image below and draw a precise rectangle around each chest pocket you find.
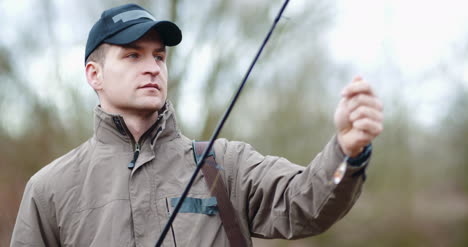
[171,197,218,215]
[150,142,228,246]
[153,195,224,247]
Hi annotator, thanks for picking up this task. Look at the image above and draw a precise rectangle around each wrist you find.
[337,134,363,157]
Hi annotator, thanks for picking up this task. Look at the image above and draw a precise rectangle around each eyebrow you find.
[120,43,166,52]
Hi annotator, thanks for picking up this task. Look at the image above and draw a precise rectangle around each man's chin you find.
[135,101,165,113]
[136,105,162,113]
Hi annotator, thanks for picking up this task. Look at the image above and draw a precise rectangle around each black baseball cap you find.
[85,3,182,64]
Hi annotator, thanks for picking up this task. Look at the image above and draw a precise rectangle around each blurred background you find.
[1,0,467,246]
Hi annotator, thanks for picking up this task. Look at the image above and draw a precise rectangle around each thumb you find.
[352,76,363,83]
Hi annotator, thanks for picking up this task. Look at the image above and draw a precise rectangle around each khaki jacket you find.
[11,102,368,247]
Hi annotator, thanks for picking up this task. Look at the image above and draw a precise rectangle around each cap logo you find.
[112,9,155,23]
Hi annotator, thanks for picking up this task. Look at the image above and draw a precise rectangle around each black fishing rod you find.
[155,0,291,246]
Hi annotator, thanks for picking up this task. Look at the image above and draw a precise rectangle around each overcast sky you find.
[326,0,468,127]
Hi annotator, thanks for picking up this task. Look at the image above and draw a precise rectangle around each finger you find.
[352,118,384,136]
[342,80,375,98]
[352,76,363,82]
[347,94,384,113]
[349,106,384,123]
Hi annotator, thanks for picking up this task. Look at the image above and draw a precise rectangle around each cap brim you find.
[104,21,182,46]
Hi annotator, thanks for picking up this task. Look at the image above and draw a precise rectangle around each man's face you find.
[95,29,168,115]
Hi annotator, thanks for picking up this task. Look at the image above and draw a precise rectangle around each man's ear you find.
[85,62,104,91]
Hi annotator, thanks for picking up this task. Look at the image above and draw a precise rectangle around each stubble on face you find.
[98,30,168,117]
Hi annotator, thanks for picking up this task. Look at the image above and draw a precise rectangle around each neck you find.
[121,111,158,142]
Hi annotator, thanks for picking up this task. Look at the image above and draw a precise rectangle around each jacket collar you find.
[93,101,180,149]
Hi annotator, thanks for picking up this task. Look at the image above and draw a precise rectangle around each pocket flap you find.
[170,197,218,215]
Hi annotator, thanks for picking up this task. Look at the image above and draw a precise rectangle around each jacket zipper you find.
[165,198,178,247]
[117,112,163,170]
[128,143,140,169]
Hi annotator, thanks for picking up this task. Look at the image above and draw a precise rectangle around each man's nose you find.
[143,56,160,76]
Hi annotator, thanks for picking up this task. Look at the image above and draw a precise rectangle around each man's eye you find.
[127,53,139,59]
[155,55,164,61]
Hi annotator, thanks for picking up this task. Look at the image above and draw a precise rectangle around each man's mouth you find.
[140,83,160,90]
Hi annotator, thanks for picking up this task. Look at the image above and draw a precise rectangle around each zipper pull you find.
[128,143,140,169]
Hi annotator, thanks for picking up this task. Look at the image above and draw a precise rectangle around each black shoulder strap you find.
[192,141,248,246]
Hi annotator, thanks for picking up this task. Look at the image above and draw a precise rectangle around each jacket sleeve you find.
[10,176,60,247]
[216,135,369,239]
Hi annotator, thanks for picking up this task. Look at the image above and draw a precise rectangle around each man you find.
[11,3,383,247]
